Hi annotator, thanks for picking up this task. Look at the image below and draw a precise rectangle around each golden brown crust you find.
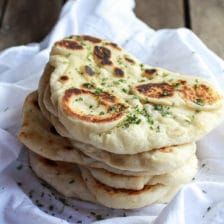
[55,40,83,50]
[82,35,101,43]
[62,88,127,123]
[135,82,174,98]
[113,67,124,77]
[105,42,121,50]
[143,69,157,78]
[93,46,112,65]
[124,56,135,64]
[94,178,160,195]
[179,81,221,105]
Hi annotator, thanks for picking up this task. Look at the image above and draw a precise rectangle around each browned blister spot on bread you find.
[56,40,83,50]
[94,46,112,65]
[59,75,69,82]
[95,178,160,195]
[82,35,101,43]
[81,65,95,76]
[124,56,135,64]
[105,42,121,50]
[143,69,157,79]
[179,82,221,105]
[39,157,58,167]
[33,100,40,110]
[159,147,173,153]
[135,83,174,98]
[114,67,124,77]
[62,88,127,123]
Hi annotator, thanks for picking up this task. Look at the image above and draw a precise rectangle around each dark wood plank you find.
[0,0,7,26]
[135,0,185,29]
[190,0,224,59]
[0,0,63,50]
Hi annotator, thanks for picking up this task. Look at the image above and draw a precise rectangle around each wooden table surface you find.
[0,0,224,58]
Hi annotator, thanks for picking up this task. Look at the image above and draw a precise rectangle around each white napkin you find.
[1,0,224,223]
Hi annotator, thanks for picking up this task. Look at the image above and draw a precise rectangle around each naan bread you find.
[73,140,196,172]
[18,92,196,175]
[45,35,224,154]
[81,167,179,209]
[89,155,198,190]
[29,151,96,203]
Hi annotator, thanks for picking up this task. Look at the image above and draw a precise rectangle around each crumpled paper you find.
[1,0,224,223]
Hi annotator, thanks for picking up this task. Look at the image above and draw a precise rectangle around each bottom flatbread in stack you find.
[29,151,197,209]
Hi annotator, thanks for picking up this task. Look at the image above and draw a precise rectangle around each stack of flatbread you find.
[18,35,224,209]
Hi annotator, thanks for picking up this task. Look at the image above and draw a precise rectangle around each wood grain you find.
[190,0,224,59]
[0,0,63,50]
[135,0,185,29]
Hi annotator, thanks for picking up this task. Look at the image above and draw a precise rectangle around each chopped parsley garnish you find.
[68,179,75,184]
[153,105,171,117]
[122,88,128,93]
[113,80,120,85]
[35,200,43,207]
[140,64,144,70]
[194,79,199,89]
[83,83,94,89]
[17,182,22,186]
[94,88,103,95]
[75,97,83,102]
[99,111,105,115]
[121,114,141,128]
[96,215,103,220]
[49,205,54,211]
[162,73,169,78]
[161,91,169,96]
[173,82,181,88]
[118,79,126,83]
[108,106,117,113]
[195,98,205,106]
[16,164,23,170]
[89,105,93,109]
[117,57,123,65]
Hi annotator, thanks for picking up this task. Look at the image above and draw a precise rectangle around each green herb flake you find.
[195,98,205,106]
[96,214,103,220]
[16,164,23,170]
[122,88,128,93]
[173,82,181,88]
[121,114,141,128]
[49,205,54,211]
[94,88,103,95]
[153,105,171,117]
[162,73,169,78]
[35,200,43,208]
[68,179,75,184]
[99,111,105,115]
[75,97,83,102]
[17,182,22,186]
[117,57,123,65]
[83,83,94,89]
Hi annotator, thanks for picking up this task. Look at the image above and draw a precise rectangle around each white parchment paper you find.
[0,0,224,223]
